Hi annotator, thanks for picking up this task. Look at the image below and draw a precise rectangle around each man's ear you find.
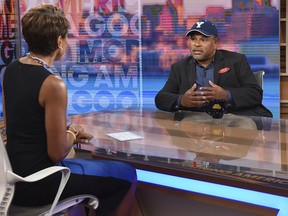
[214,38,219,49]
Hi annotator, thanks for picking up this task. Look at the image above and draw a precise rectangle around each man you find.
[155,19,272,118]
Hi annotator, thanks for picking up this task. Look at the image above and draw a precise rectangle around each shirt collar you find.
[194,56,215,68]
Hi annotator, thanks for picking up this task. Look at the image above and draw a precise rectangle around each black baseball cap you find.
[185,19,218,38]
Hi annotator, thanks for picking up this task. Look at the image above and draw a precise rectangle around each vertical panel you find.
[0,0,18,117]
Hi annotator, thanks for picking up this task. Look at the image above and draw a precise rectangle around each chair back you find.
[0,136,14,216]
[0,133,99,216]
[254,70,265,89]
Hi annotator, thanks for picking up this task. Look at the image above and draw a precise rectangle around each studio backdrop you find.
[0,0,280,117]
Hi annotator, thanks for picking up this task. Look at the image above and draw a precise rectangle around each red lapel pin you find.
[218,67,230,74]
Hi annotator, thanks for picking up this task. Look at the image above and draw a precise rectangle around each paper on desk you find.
[106,131,144,141]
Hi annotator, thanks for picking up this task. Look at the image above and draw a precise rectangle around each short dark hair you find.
[21,4,70,56]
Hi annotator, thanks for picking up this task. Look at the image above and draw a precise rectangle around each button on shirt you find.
[195,61,214,89]
[195,60,233,106]
[174,61,214,111]
[187,61,214,111]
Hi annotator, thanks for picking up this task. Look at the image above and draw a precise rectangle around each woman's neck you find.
[27,52,54,67]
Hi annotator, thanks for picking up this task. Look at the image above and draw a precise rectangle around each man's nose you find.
[193,40,201,46]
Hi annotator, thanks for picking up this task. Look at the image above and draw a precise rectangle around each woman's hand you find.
[67,124,94,144]
[75,130,94,143]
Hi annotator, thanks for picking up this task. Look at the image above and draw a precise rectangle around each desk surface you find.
[68,109,288,197]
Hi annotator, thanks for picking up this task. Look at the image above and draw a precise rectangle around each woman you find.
[3,4,137,216]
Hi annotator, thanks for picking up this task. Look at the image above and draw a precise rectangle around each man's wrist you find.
[226,90,234,107]
[174,95,182,110]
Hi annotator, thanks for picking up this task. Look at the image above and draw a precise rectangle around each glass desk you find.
[68,109,288,216]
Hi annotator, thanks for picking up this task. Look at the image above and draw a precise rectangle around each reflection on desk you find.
[158,112,258,163]
[69,109,288,215]
[68,109,287,192]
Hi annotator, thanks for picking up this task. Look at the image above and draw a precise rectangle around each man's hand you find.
[180,83,208,107]
[199,81,228,101]
[180,81,228,108]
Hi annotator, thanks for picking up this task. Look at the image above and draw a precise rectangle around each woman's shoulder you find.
[39,75,67,106]
[43,75,66,91]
